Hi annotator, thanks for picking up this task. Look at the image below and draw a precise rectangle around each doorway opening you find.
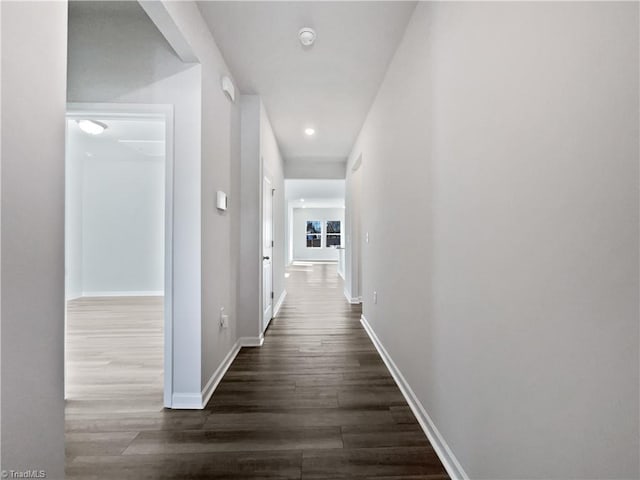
[283,178,348,304]
[64,104,174,407]
[284,179,346,268]
[263,175,274,332]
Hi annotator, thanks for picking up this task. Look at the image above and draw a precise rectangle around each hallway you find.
[66,263,447,479]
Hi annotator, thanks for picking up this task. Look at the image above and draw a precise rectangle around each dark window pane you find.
[307,234,321,248]
[306,221,321,234]
[326,221,341,233]
[326,234,341,247]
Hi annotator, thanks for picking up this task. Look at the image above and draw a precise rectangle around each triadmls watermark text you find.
[1,470,47,479]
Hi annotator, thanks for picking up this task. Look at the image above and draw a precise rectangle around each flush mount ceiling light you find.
[77,119,108,135]
[304,127,316,136]
[298,27,316,47]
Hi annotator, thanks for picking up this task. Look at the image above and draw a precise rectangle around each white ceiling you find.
[285,179,345,208]
[197,1,416,163]
[67,117,165,160]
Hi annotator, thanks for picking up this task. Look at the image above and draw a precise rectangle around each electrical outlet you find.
[365,232,369,243]
[373,291,377,304]
[220,307,229,329]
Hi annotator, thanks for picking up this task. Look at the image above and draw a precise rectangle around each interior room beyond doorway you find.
[64,113,167,407]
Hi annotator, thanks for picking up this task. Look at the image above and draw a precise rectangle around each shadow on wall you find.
[67,1,195,102]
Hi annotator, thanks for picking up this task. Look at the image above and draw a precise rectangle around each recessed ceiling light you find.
[77,119,107,135]
[300,198,305,202]
[304,128,315,136]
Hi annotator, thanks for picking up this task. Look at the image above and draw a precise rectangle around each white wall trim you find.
[170,392,203,410]
[343,288,362,304]
[292,259,339,264]
[81,291,164,298]
[273,289,287,317]
[360,314,469,480]
[200,339,242,409]
[239,334,264,347]
[172,334,262,410]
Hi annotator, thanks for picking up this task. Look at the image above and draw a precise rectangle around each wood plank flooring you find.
[65,264,448,479]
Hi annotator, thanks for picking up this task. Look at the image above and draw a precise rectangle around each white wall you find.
[66,118,165,297]
[346,2,639,479]
[261,103,286,319]
[284,160,346,179]
[344,162,362,302]
[239,96,286,338]
[66,123,84,300]
[292,208,344,262]
[68,0,241,407]
[239,96,261,339]
[1,1,67,477]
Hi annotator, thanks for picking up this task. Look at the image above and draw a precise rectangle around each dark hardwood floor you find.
[66,263,448,479]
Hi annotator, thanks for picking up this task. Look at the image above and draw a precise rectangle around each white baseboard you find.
[360,314,468,480]
[239,334,264,347]
[200,339,242,408]
[172,336,246,410]
[170,392,203,410]
[343,288,362,304]
[292,259,338,264]
[273,289,287,317]
[81,290,164,298]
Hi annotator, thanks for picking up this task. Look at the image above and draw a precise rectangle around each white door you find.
[262,176,273,330]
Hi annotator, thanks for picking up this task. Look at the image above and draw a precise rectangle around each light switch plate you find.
[216,191,228,211]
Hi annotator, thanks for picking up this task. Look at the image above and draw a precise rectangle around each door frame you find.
[262,175,274,332]
[64,102,175,407]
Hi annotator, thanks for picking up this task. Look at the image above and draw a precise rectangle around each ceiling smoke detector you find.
[298,27,316,47]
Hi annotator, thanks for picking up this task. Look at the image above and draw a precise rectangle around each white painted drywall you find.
[1,1,67,477]
[284,160,346,179]
[345,162,362,302]
[345,3,639,478]
[261,104,286,324]
[285,179,345,202]
[292,208,344,262]
[65,123,84,300]
[164,1,243,392]
[238,96,262,339]
[239,96,286,337]
[66,119,165,296]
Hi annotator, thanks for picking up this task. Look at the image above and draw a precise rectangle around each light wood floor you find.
[65,265,447,479]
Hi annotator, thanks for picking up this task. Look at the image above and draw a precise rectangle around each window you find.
[326,220,341,247]
[306,220,322,248]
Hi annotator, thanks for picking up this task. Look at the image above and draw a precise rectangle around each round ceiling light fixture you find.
[304,127,316,136]
[77,119,108,135]
[298,27,316,47]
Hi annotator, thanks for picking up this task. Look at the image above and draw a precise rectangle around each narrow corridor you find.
[67,263,447,479]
